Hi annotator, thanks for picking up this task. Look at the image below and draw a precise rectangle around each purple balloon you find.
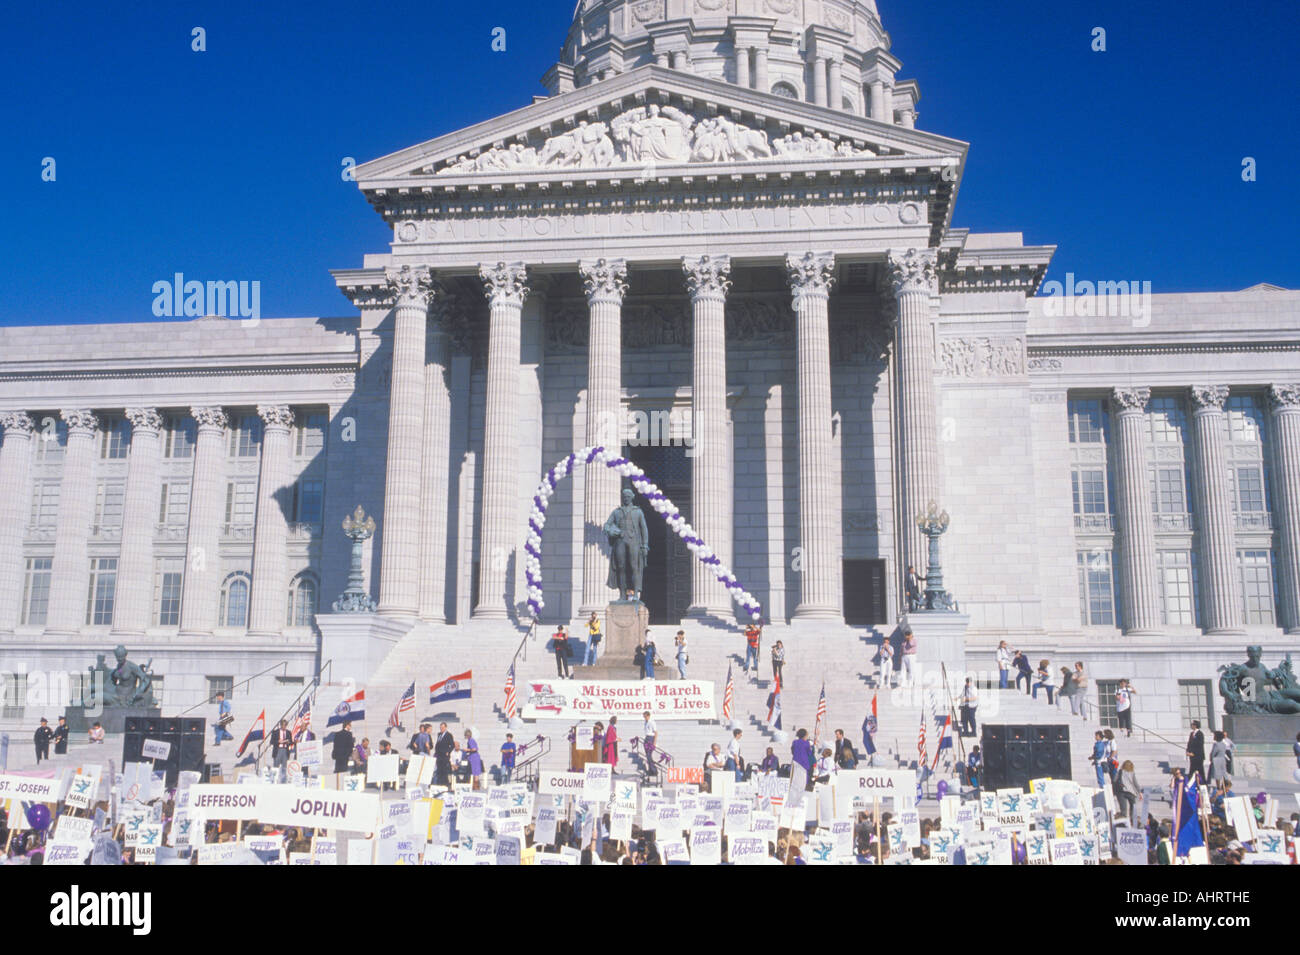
[25,803,51,832]
[936,780,949,799]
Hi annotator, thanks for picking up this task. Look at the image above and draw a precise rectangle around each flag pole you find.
[874,795,882,865]
[1170,775,1182,864]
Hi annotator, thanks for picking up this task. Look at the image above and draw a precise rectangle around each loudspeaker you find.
[123,717,145,734]
[1009,725,1031,742]
[181,718,205,735]
[983,725,1008,744]
[121,717,208,788]
[980,724,1072,790]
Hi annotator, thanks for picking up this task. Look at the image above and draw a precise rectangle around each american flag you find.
[917,707,928,768]
[388,681,416,733]
[721,664,734,723]
[290,693,313,741]
[813,682,827,744]
[504,664,518,721]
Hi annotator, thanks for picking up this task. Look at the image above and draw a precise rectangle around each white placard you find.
[346,839,374,866]
[1049,836,1082,865]
[298,738,322,768]
[729,835,768,865]
[690,826,721,865]
[583,763,612,801]
[188,784,382,833]
[659,838,690,864]
[521,679,716,720]
[1115,827,1147,866]
[535,806,559,845]
[45,840,91,865]
[0,772,60,802]
[833,769,918,808]
[141,738,172,761]
[367,753,399,785]
[538,770,586,795]
[610,810,633,842]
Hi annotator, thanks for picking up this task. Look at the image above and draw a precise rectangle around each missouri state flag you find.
[236,709,266,757]
[430,671,473,705]
[327,689,366,727]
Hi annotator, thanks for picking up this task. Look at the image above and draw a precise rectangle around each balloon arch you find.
[524,446,762,621]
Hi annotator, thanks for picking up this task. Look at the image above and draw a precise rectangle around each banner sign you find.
[522,679,716,720]
[833,769,917,807]
[666,767,704,785]
[141,739,171,761]
[0,773,60,801]
[188,784,381,833]
[539,771,586,795]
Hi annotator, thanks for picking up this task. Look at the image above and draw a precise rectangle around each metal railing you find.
[512,734,550,788]
[628,736,674,786]
[253,658,334,765]
[178,660,290,715]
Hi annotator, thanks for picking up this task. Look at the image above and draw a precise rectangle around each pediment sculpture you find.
[436,104,877,174]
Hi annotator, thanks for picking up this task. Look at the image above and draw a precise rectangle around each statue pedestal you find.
[578,601,649,680]
[1221,715,1300,781]
[900,611,970,684]
[316,612,416,688]
[64,705,160,735]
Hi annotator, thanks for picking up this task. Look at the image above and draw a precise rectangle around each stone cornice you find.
[0,361,357,384]
[1028,341,1300,358]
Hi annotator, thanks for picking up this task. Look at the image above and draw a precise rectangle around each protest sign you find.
[1115,827,1147,865]
[834,769,917,809]
[312,837,338,865]
[496,835,522,866]
[290,853,313,865]
[385,800,414,836]
[729,835,767,865]
[347,839,375,866]
[141,738,171,761]
[753,811,778,845]
[245,835,285,865]
[66,771,100,811]
[535,806,559,845]
[609,809,633,842]
[299,738,322,769]
[583,762,612,801]
[405,756,435,788]
[830,819,853,860]
[522,679,716,720]
[805,830,836,865]
[58,815,94,842]
[367,753,399,785]
[188,784,382,833]
[198,843,240,865]
[0,772,60,802]
[690,826,721,865]
[539,770,585,796]
[1253,829,1287,864]
[471,837,497,865]
[666,767,704,785]
[135,823,163,863]
[45,840,91,865]
[612,779,638,810]
[660,838,690,864]
[426,844,466,865]
[1049,836,1082,865]
[724,799,752,833]
[458,794,487,836]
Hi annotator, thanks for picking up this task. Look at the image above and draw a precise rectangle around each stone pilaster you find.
[1188,386,1244,634]
[812,56,828,107]
[683,254,733,617]
[735,46,750,88]
[1269,383,1300,633]
[0,412,36,632]
[247,404,294,637]
[476,261,529,618]
[179,407,227,636]
[111,408,164,636]
[888,248,940,585]
[786,252,839,619]
[828,58,842,110]
[579,257,628,614]
[47,410,98,634]
[418,292,454,623]
[1111,387,1161,634]
[377,264,433,619]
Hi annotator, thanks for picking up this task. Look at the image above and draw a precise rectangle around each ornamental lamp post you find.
[915,500,957,612]
[333,505,378,613]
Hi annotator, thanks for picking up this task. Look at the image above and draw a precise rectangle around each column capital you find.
[682,254,732,302]
[125,407,164,434]
[60,409,98,436]
[1269,383,1300,412]
[385,264,436,309]
[0,411,36,437]
[479,261,529,307]
[1111,387,1151,414]
[886,248,938,297]
[579,257,628,305]
[1189,385,1230,412]
[190,406,228,432]
[785,251,836,301]
[257,404,295,431]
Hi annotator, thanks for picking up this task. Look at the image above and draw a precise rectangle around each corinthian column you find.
[579,257,628,614]
[1269,383,1300,633]
[683,254,733,617]
[1111,387,1161,634]
[378,264,433,620]
[111,408,164,636]
[1189,386,1244,634]
[247,404,294,637]
[0,412,36,632]
[47,410,98,635]
[888,248,940,581]
[179,407,227,636]
[476,262,529,619]
[419,292,454,623]
[786,252,840,619]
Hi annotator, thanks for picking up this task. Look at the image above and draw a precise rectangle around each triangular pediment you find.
[355,64,966,187]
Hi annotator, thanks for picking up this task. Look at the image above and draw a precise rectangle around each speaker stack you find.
[979,724,1070,791]
[122,716,208,787]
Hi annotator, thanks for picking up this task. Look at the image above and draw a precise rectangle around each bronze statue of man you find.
[603,488,649,599]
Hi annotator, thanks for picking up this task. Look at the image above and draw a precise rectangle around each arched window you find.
[219,573,250,628]
[770,81,799,100]
[287,574,318,628]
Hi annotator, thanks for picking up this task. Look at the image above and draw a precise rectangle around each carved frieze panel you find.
[937,336,1026,378]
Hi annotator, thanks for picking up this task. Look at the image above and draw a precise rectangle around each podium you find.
[576,600,649,679]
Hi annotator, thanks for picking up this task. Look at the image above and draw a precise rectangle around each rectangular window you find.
[1233,466,1265,512]
[29,480,61,526]
[1149,467,1187,514]
[154,558,184,626]
[295,411,327,457]
[1068,399,1106,444]
[99,415,129,459]
[1077,550,1116,626]
[94,481,126,528]
[1095,679,1121,729]
[1238,550,1275,625]
[85,557,118,626]
[21,557,53,625]
[1157,550,1196,626]
[1178,679,1214,733]
[1147,396,1186,444]
[1,673,26,719]
[207,676,234,702]
[1226,395,1264,443]
[165,414,196,459]
[34,418,67,461]
[293,479,324,524]
[229,414,262,457]
[1071,468,1107,514]
[224,481,257,524]
[158,482,191,525]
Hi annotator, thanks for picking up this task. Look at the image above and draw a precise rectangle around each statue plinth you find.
[1221,714,1300,743]
[578,602,649,679]
[64,704,160,735]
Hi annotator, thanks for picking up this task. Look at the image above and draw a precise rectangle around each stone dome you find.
[545,1,915,126]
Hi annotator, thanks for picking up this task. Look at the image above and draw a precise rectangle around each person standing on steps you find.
[53,716,70,756]
[996,641,1013,690]
[725,728,744,781]
[552,624,573,678]
[788,729,815,803]
[500,733,517,783]
[585,612,602,666]
[269,719,295,782]
[605,717,619,775]
[1071,661,1090,720]
[1185,720,1206,781]
[434,721,456,787]
[33,718,52,764]
[900,630,918,688]
[1114,679,1137,738]
[877,637,894,690]
[771,640,785,684]
[905,564,924,612]
[675,630,688,680]
[464,728,483,790]
[744,623,761,677]
[213,691,234,747]
[834,728,859,769]
[1013,650,1033,695]
[641,711,658,773]
[958,678,979,738]
[331,721,355,773]
[1032,659,1055,703]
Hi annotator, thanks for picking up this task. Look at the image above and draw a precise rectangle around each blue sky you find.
[3,0,1296,326]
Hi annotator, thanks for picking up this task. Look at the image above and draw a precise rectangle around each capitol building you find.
[1,0,1296,745]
